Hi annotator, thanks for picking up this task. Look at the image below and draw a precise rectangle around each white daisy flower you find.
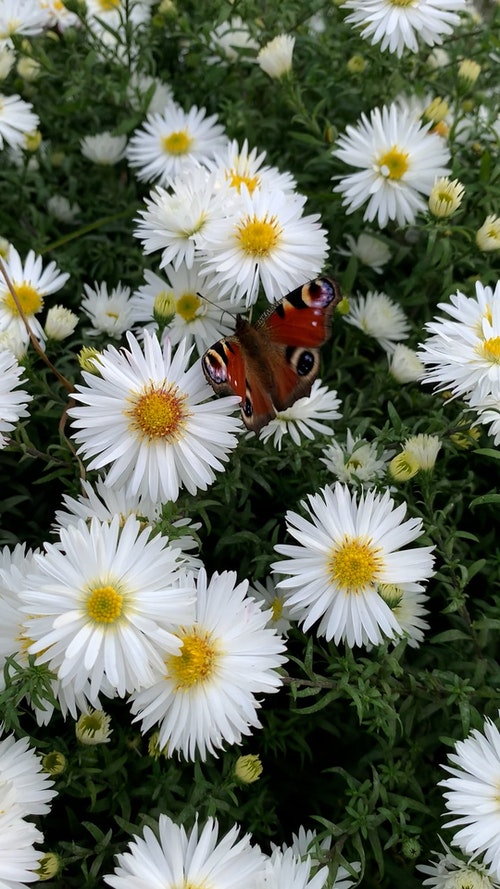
[342,0,466,58]
[320,430,394,487]
[85,0,153,33]
[81,280,138,338]
[0,45,15,79]
[467,388,500,445]
[44,305,78,340]
[133,168,227,270]
[418,838,500,888]
[131,262,239,357]
[38,0,80,30]
[75,708,112,745]
[80,131,127,165]
[257,34,295,79]
[257,848,328,889]
[130,567,287,760]
[345,291,410,353]
[210,138,297,196]
[0,733,56,816]
[0,791,44,888]
[0,245,69,347]
[0,350,31,448]
[333,102,451,228]
[68,331,242,504]
[208,16,259,63]
[47,194,81,223]
[380,582,430,647]
[272,483,435,647]
[476,215,500,253]
[200,186,329,306]
[0,92,39,150]
[127,103,227,185]
[259,380,342,449]
[126,72,174,115]
[104,815,265,889]
[0,0,50,44]
[336,231,391,273]
[22,515,196,700]
[388,343,425,383]
[249,576,294,637]
[428,176,465,218]
[418,280,500,399]
[403,433,441,469]
[440,716,500,880]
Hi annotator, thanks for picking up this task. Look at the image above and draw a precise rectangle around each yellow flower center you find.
[328,536,384,593]
[481,336,500,363]
[96,0,120,10]
[4,283,44,317]
[129,385,188,441]
[176,291,201,322]
[236,214,282,257]
[388,0,416,6]
[377,147,410,181]
[271,596,283,622]
[161,130,193,155]
[166,631,217,689]
[86,585,123,623]
[227,170,260,194]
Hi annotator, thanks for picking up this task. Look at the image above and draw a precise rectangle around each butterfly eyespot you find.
[203,350,228,384]
[296,350,315,377]
[242,395,253,418]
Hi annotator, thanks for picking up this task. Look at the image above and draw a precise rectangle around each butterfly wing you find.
[202,276,341,432]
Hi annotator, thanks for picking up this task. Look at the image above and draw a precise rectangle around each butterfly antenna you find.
[196,291,239,327]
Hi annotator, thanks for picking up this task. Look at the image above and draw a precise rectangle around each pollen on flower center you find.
[166,632,217,689]
[161,130,194,156]
[236,214,282,257]
[96,0,120,10]
[481,336,500,363]
[328,536,384,592]
[130,385,188,441]
[389,0,417,7]
[86,585,124,623]
[176,291,201,322]
[4,282,44,317]
[228,170,260,194]
[376,147,410,180]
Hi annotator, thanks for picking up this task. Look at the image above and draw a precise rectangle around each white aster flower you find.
[379,581,430,647]
[104,815,265,889]
[127,103,227,185]
[210,138,297,197]
[467,388,500,445]
[85,0,153,33]
[0,92,39,150]
[342,0,466,58]
[0,45,15,79]
[428,177,465,218]
[336,231,391,273]
[131,262,239,357]
[320,430,394,487]
[0,791,44,888]
[75,708,112,745]
[333,102,451,228]
[47,194,81,223]
[0,350,31,447]
[272,483,434,647]
[0,245,69,347]
[403,433,441,469]
[199,186,329,306]
[0,0,50,44]
[81,280,137,338]
[0,733,56,816]
[257,34,295,79]
[249,576,294,637]
[126,72,174,115]
[69,331,241,504]
[80,131,127,165]
[257,848,328,889]
[259,380,342,449]
[273,826,332,865]
[418,280,500,399]
[44,304,78,340]
[133,168,227,270]
[476,215,500,252]
[38,0,80,29]
[209,16,259,62]
[388,343,425,382]
[22,515,196,701]
[418,838,500,889]
[345,290,410,353]
[130,567,287,760]
[440,716,500,880]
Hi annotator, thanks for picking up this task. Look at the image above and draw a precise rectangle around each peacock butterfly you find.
[201,276,342,432]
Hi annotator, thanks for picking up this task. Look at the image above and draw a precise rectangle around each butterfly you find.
[201,276,342,432]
